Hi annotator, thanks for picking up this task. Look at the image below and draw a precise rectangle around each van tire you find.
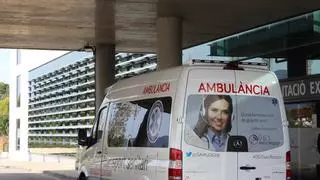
[78,173,87,180]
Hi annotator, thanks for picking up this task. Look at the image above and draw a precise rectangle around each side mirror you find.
[78,129,89,146]
[317,134,320,154]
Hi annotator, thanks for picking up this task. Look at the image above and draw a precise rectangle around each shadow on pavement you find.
[43,170,78,180]
[0,173,58,180]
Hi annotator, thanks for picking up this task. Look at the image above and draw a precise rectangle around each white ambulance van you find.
[76,60,291,180]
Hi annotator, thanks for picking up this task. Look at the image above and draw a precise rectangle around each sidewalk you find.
[0,156,78,179]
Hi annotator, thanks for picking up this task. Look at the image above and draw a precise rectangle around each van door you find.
[86,105,109,180]
[235,71,288,180]
[183,68,238,180]
[101,102,134,180]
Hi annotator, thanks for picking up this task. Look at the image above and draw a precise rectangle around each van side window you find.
[91,118,98,140]
[90,106,109,141]
[107,102,136,147]
[97,107,109,140]
[107,97,172,148]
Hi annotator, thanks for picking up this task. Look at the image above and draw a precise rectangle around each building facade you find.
[28,52,95,148]
[9,50,157,159]
[115,53,157,79]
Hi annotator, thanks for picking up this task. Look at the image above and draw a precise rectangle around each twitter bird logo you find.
[186,152,192,157]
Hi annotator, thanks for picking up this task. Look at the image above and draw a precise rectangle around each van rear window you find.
[184,94,284,152]
[107,97,172,148]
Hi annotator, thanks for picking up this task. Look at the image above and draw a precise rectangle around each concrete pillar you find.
[95,0,115,110]
[286,38,308,78]
[95,44,115,110]
[156,17,182,70]
[287,52,307,78]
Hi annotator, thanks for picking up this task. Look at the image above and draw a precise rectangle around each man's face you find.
[207,99,230,133]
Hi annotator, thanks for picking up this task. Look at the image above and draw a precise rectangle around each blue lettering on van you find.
[185,152,220,158]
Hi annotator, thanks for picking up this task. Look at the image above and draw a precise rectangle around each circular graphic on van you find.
[147,100,163,143]
[248,134,259,145]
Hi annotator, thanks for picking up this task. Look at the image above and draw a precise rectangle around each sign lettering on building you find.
[280,75,320,102]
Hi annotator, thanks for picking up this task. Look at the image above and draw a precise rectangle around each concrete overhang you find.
[0,0,320,52]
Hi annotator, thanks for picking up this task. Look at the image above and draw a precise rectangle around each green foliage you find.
[0,82,9,136]
[0,82,9,99]
[0,96,9,136]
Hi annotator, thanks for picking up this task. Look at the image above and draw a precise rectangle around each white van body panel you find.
[235,71,289,180]
[183,68,238,180]
[77,64,290,180]
[99,67,182,180]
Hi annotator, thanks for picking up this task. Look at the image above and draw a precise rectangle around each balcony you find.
[29,107,95,118]
[29,89,94,106]
[116,63,156,78]
[115,54,155,68]
[29,115,94,124]
[29,59,94,89]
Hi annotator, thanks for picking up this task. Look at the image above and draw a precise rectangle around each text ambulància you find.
[198,82,270,96]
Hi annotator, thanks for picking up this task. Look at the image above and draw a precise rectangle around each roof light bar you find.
[190,59,268,66]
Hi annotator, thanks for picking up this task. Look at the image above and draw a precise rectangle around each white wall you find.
[8,50,18,159]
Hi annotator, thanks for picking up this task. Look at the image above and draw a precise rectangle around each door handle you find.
[240,166,256,170]
[97,151,102,154]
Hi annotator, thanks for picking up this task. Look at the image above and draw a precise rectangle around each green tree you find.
[0,82,9,99]
[0,96,9,136]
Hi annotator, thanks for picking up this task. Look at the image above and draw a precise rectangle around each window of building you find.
[270,59,287,80]
[107,97,172,148]
[182,10,320,82]
[16,50,21,65]
[285,103,317,128]
[308,58,320,75]
[16,75,21,107]
[16,119,20,150]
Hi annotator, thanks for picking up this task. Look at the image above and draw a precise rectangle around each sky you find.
[0,49,11,84]
[0,49,68,84]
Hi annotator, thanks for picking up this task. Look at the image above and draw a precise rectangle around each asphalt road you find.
[0,166,58,180]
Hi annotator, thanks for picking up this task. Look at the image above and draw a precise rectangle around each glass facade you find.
[28,54,95,147]
[208,12,320,62]
[27,52,157,147]
[183,10,320,78]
